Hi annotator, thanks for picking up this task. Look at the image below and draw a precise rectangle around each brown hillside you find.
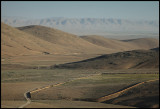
[80,35,159,51]
[17,25,117,54]
[122,38,159,50]
[1,23,69,58]
[2,23,158,60]
[1,23,118,59]
[52,49,159,69]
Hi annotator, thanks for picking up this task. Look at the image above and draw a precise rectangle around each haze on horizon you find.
[1,1,159,39]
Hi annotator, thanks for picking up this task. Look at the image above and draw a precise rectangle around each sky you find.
[1,1,159,20]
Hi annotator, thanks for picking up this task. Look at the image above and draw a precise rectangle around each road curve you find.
[18,73,101,108]
[18,92,31,108]
[18,73,158,108]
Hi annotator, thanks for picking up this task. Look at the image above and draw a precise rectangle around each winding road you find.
[18,92,31,108]
[18,73,101,108]
[18,73,158,108]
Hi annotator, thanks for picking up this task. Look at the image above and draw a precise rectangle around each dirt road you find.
[18,73,101,108]
[18,92,31,108]
[97,79,159,102]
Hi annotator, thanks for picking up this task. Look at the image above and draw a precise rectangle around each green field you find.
[1,69,159,108]
[1,69,158,83]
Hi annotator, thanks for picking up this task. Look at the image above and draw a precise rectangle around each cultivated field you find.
[1,68,159,108]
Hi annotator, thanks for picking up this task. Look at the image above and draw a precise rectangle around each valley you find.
[1,22,159,108]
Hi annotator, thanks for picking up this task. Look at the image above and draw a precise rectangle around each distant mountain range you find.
[2,17,159,36]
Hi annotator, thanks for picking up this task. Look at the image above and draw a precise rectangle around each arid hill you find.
[1,23,69,58]
[1,23,116,59]
[122,38,159,50]
[80,35,159,51]
[52,49,159,69]
[17,25,116,55]
[2,22,159,60]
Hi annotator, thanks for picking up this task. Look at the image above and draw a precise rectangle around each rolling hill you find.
[16,25,159,54]
[80,35,159,51]
[122,38,159,50]
[1,23,118,59]
[52,49,159,69]
[17,25,117,54]
[2,22,159,62]
[2,23,47,57]
[1,23,70,58]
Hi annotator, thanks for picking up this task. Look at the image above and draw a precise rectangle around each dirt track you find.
[97,79,159,102]
[18,73,101,108]
[18,93,31,108]
[18,73,158,108]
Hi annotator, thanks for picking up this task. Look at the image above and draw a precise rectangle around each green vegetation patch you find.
[63,74,159,86]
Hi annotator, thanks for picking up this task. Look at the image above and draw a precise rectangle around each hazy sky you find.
[1,1,159,20]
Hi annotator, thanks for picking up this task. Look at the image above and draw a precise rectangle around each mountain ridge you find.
[2,17,158,36]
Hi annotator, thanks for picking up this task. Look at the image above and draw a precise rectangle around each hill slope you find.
[17,25,117,54]
[2,23,159,60]
[80,35,159,51]
[52,49,159,69]
[122,38,159,50]
[2,23,120,59]
[1,23,68,58]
